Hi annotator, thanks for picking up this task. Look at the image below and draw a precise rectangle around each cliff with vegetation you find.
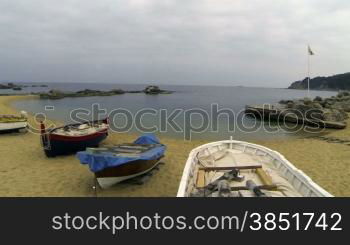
[288,72,350,90]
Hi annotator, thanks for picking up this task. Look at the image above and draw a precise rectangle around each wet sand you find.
[0,95,349,197]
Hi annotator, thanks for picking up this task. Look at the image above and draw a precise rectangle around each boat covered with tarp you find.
[77,134,166,188]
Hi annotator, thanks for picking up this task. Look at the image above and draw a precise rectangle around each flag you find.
[308,45,314,55]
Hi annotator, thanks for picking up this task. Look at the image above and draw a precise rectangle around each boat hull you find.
[42,130,108,157]
[95,157,163,188]
[0,122,27,133]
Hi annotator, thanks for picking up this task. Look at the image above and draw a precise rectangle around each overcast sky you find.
[0,0,349,87]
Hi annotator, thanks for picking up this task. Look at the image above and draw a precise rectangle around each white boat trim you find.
[51,123,108,137]
[177,140,333,197]
[0,121,28,131]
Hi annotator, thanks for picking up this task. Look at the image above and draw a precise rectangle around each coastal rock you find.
[247,91,349,130]
[287,101,322,120]
[32,84,48,87]
[311,102,323,110]
[323,109,347,122]
[324,103,332,109]
[286,101,294,108]
[39,85,173,99]
[279,100,287,104]
[144,85,160,94]
[338,91,350,99]
[111,89,125,94]
[0,82,47,90]
[340,96,350,101]
[143,85,172,94]
[40,89,126,99]
[324,98,335,105]
[279,99,294,105]
[40,90,65,99]
[75,89,125,96]
[278,91,350,123]
[340,102,350,112]
[293,102,311,112]
[0,82,21,90]
[0,84,11,89]
[313,96,323,102]
[340,110,349,120]
[303,97,313,105]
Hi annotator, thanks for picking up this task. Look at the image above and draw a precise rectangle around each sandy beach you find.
[0,95,349,197]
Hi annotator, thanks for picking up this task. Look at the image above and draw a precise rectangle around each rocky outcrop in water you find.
[39,86,173,99]
[0,82,48,90]
[143,85,172,94]
[39,89,125,99]
[0,83,11,89]
[0,82,22,90]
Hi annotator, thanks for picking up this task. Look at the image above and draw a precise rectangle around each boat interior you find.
[51,122,108,136]
[185,141,329,197]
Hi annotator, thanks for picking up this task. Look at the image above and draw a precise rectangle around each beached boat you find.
[40,118,109,157]
[0,111,28,133]
[77,134,166,188]
[177,139,333,197]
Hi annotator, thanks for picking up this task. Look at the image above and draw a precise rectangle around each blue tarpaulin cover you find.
[76,134,166,173]
[133,133,160,145]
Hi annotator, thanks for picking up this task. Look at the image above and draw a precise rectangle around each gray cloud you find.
[0,0,349,87]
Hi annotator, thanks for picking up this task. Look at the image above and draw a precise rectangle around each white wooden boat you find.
[0,111,28,133]
[177,139,333,197]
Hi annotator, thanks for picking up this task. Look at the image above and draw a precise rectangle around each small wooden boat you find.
[0,111,28,133]
[177,138,333,197]
[40,118,108,157]
[77,134,166,188]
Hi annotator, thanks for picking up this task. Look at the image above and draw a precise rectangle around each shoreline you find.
[1,95,350,196]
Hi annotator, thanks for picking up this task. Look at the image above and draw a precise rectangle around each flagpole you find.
[307,45,310,98]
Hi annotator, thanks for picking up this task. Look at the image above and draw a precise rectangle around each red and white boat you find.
[40,118,109,157]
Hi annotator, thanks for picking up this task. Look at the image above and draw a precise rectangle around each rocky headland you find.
[288,72,350,90]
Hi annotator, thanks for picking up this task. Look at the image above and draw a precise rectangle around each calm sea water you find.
[10,83,337,141]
